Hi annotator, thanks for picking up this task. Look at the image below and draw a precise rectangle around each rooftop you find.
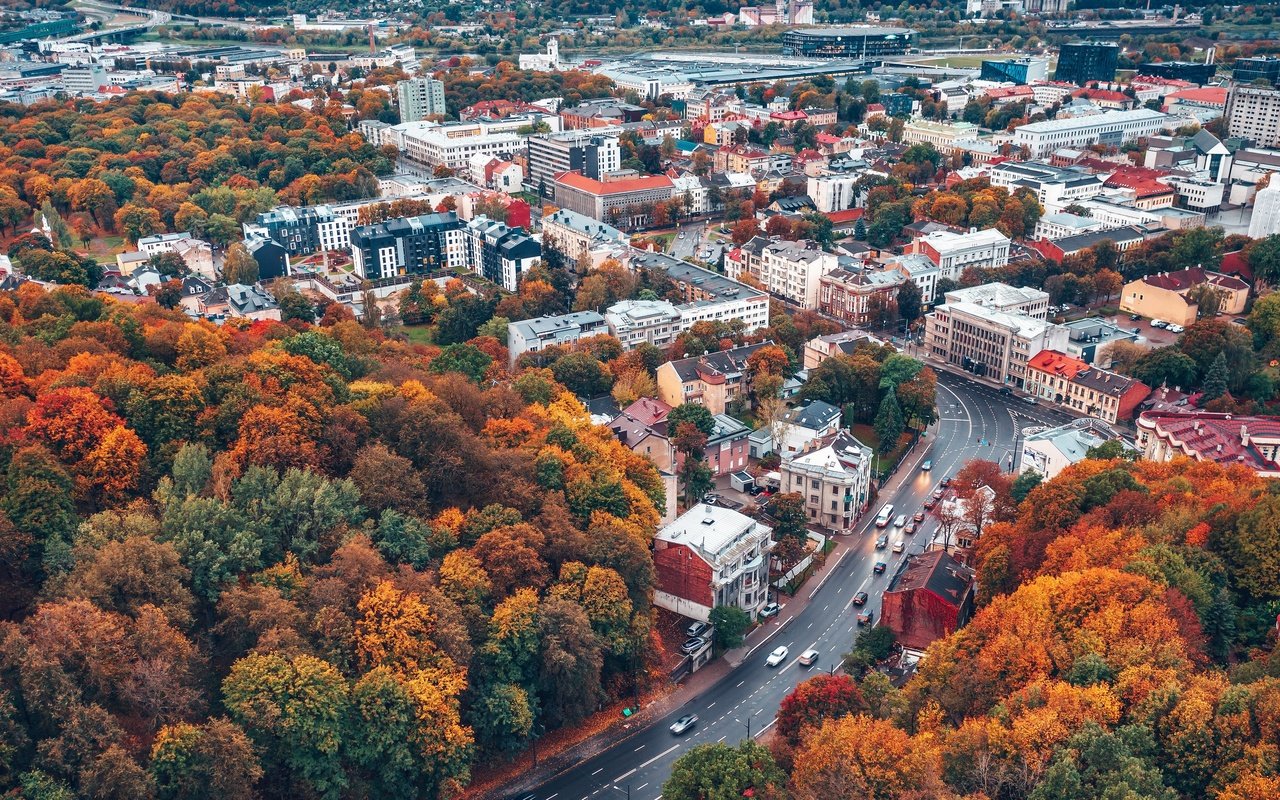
[657,503,771,560]
[509,310,606,340]
[782,398,842,430]
[887,549,974,609]
[1138,411,1280,475]
[789,25,915,37]
[1140,267,1249,293]
[919,227,1011,252]
[786,429,872,474]
[1015,108,1168,135]
[944,282,1048,308]
[553,171,674,195]
[1023,417,1132,463]
[542,207,629,243]
[939,302,1058,339]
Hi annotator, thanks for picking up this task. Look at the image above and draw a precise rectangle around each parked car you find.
[921,459,932,471]
[765,646,789,667]
[924,496,937,510]
[680,637,706,654]
[873,561,887,574]
[857,610,874,626]
[678,232,685,239]
[1130,313,1141,321]
[670,714,698,735]
[1151,319,1168,329]
[1167,323,1185,333]
[797,648,820,667]
[999,387,1013,396]
[853,591,869,606]
[892,540,905,553]
[759,602,780,618]
[1023,395,1037,405]
[702,493,720,505]
[939,477,951,488]
[686,620,709,638]
[876,534,888,549]
[932,488,945,501]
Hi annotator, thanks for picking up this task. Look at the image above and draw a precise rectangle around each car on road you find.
[670,714,698,735]
[853,591,869,606]
[904,521,917,535]
[765,646,789,667]
[893,540,905,553]
[921,459,932,471]
[999,387,1013,396]
[875,534,888,549]
[680,637,706,654]
[857,610,874,626]
[924,495,937,509]
[760,602,780,618]
[939,477,951,488]
[893,514,907,528]
[686,620,709,638]
[1151,319,1167,329]
[797,648,820,667]
[913,511,925,523]
[1023,395,1037,405]
[873,561,887,574]
[678,232,685,239]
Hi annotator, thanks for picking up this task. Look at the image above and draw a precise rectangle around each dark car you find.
[999,387,1013,396]
[924,495,937,510]
[940,477,951,488]
[873,561,887,574]
[875,534,888,549]
[857,610,874,626]
[1130,313,1141,321]
[748,484,765,495]
[853,591,869,606]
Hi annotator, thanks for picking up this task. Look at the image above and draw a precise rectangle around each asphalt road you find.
[511,372,1073,800]
[669,222,707,261]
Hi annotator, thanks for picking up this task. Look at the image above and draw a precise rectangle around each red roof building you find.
[880,550,975,652]
[551,171,675,228]
[622,397,672,427]
[1136,411,1280,478]
[1164,86,1228,111]
[1072,88,1138,109]
[1026,350,1149,424]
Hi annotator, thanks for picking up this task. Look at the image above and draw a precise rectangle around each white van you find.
[876,504,894,527]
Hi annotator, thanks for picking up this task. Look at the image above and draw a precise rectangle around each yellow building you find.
[1119,267,1250,327]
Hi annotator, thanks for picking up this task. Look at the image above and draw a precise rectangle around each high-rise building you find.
[1226,84,1280,148]
[1233,57,1280,86]
[979,57,1048,85]
[1250,185,1280,239]
[1054,42,1120,85]
[1137,61,1218,84]
[526,132,622,200]
[396,77,446,123]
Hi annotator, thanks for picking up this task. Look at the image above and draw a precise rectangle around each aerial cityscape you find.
[3,0,1280,798]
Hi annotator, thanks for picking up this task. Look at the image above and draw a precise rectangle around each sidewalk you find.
[481,533,858,800]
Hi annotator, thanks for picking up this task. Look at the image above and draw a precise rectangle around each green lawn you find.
[87,235,126,264]
[399,325,434,345]
[850,423,914,476]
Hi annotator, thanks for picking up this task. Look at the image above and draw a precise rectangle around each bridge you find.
[58,1,170,44]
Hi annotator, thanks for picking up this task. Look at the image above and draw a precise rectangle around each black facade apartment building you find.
[780,26,914,59]
[350,212,463,280]
[1234,57,1280,86]
[1054,42,1120,85]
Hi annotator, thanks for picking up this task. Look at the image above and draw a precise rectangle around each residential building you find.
[802,330,888,370]
[901,120,981,153]
[942,282,1050,320]
[540,207,629,268]
[780,429,873,533]
[758,239,839,308]
[1034,212,1106,240]
[1062,317,1141,365]
[1249,184,1280,239]
[1020,417,1134,480]
[251,205,346,257]
[656,341,774,414]
[1024,350,1149,424]
[465,216,541,291]
[777,399,842,456]
[561,99,646,129]
[605,299,683,350]
[980,57,1048,84]
[172,237,215,280]
[818,266,908,326]
[526,132,622,200]
[627,249,771,333]
[1054,42,1120,85]
[244,236,289,280]
[396,77,446,122]
[199,284,281,321]
[885,253,944,304]
[652,503,775,623]
[137,232,193,257]
[551,171,675,228]
[350,213,466,280]
[700,415,752,476]
[915,228,1011,279]
[1034,226,1147,263]
[989,161,1107,210]
[387,116,562,173]
[882,93,914,117]
[1012,109,1169,159]
[881,550,976,653]
[1136,412,1280,478]
[925,301,1070,387]
[780,26,915,59]
[1119,267,1250,327]
[608,411,675,474]
[1224,84,1280,148]
[507,311,609,368]
[807,173,861,213]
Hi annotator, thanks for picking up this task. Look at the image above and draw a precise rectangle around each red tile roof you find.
[1139,411,1280,474]
[1074,88,1131,103]
[1165,87,1228,105]
[826,208,866,225]
[1028,349,1089,379]
[553,171,674,195]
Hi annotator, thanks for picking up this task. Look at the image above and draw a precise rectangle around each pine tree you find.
[854,218,867,241]
[1201,351,1228,402]
[873,386,904,455]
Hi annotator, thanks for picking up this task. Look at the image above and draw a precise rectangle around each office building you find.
[464,216,541,292]
[526,132,622,200]
[1021,418,1133,481]
[1136,411,1280,478]
[925,301,1069,387]
[1137,61,1217,85]
[758,239,840,309]
[626,250,771,334]
[1250,184,1280,238]
[508,311,608,368]
[901,120,982,153]
[980,57,1048,85]
[942,282,1049,320]
[1011,109,1170,158]
[989,161,1108,210]
[350,212,466,280]
[552,171,674,228]
[779,429,873,534]
[1232,57,1280,86]
[780,26,915,59]
[1024,350,1149,424]
[652,503,775,623]
[1054,42,1120,85]
[915,228,1011,279]
[396,77,446,123]
[1034,212,1107,241]
[62,65,108,94]
[1225,84,1280,148]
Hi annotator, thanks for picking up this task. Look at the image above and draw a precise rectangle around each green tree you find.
[1217,494,1280,600]
[663,741,787,800]
[873,386,905,455]
[709,605,751,650]
[430,343,493,384]
[1031,723,1176,800]
[1084,439,1135,462]
[1200,351,1229,402]
[550,352,611,397]
[222,653,350,800]
[1010,469,1043,504]
[150,718,262,800]
[1133,347,1198,390]
[896,280,922,324]
[667,403,716,436]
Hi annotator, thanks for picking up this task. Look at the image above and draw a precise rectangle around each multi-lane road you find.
[507,371,1073,800]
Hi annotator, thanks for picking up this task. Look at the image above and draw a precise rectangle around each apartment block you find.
[758,239,839,308]
[915,228,1011,279]
[396,77,446,122]
[508,311,608,368]
[1012,109,1169,159]
[349,212,467,279]
[780,429,873,534]
[653,504,775,623]
[1225,84,1280,148]
[526,132,622,200]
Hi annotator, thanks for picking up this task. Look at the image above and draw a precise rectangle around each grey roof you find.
[509,311,606,340]
[628,249,765,304]
[666,341,774,383]
[1023,417,1133,463]
[1052,226,1146,252]
[791,26,915,37]
[225,283,278,314]
[1191,128,1223,154]
[782,399,842,430]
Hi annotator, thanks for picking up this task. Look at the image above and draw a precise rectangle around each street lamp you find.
[736,711,759,739]
[613,785,631,800]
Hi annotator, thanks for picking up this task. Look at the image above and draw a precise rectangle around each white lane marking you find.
[613,769,636,783]
[718,735,726,743]
[707,702,715,708]
[637,744,680,770]
[735,681,744,687]
[592,768,603,776]
[754,717,777,737]
[637,784,648,791]
[634,745,645,752]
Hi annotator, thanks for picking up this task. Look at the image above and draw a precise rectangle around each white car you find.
[893,540,905,553]
[765,646,789,667]
[1151,319,1168,329]
[1167,323,1185,333]
[798,648,820,667]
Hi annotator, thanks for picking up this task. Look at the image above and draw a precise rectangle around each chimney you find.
[1194,420,1202,432]
[1241,424,1250,448]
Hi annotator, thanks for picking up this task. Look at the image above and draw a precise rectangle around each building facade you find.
[349,212,466,280]
[396,77,446,122]
[779,429,873,533]
[941,282,1050,319]
[1024,349,1149,424]
[1012,109,1170,159]
[916,228,1012,279]
[656,341,773,414]
[818,266,907,326]
[465,216,540,291]
[1054,42,1120,85]
[980,57,1048,84]
[1136,411,1280,478]
[758,239,839,308]
[1119,267,1250,327]
[526,132,622,199]
[925,301,1070,386]
[781,26,915,58]
[551,171,675,228]
[652,504,775,623]
[1020,418,1134,480]
[507,311,608,368]
[540,207,630,267]
[604,299,683,350]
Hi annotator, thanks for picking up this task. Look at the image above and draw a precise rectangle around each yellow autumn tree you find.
[355,580,440,675]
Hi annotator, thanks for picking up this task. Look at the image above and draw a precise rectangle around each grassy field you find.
[398,325,434,346]
[86,235,126,264]
[912,53,1057,70]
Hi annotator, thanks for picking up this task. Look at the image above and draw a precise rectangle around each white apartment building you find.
[507,311,608,368]
[1020,418,1133,480]
[901,119,982,153]
[925,301,1070,387]
[1012,109,1170,158]
[916,228,1011,279]
[377,115,563,172]
[1250,184,1280,239]
[807,173,862,213]
[780,429,874,534]
[137,232,194,257]
[989,161,1107,211]
[605,299,683,350]
[1225,84,1280,149]
[758,239,839,308]
[1034,212,1107,241]
[942,282,1050,320]
[627,249,771,333]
